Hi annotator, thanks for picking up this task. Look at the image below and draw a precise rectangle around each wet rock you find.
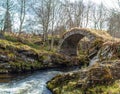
[88,39,104,59]
[97,41,120,61]
[0,55,9,62]
[43,55,51,64]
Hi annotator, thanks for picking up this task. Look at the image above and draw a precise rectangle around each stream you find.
[0,67,79,94]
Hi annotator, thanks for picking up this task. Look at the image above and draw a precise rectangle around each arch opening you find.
[59,34,85,56]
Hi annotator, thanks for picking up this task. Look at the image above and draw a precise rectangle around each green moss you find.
[47,61,120,94]
[32,61,43,69]
[25,42,40,49]
[53,87,61,94]
[86,80,120,94]
[91,39,104,48]
[79,55,89,65]
[7,53,15,58]
[9,60,43,73]
[4,35,18,42]
[47,72,81,94]
[0,69,9,73]
[48,80,120,94]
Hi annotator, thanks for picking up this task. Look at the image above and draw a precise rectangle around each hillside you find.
[0,33,88,74]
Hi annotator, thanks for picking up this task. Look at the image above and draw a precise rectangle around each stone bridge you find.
[59,28,113,56]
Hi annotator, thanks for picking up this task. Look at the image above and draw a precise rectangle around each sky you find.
[91,0,119,8]
[70,0,119,9]
[0,0,119,31]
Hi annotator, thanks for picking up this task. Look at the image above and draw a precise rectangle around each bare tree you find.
[60,0,85,29]
[50,0,63,50]
[107,1,120,37]
[50,1,56,50]
[107,10,120,37]
[0,19,4,32]
[31,0,53,44]
[18,0,26,33]
[73,0,85,27]
[83,1,93,28]
[92,3,108,30]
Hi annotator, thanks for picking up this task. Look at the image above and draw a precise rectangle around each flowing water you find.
[0,67,79,94]
[89,55,99,66]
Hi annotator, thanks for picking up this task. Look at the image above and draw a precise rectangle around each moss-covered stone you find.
[47,60,120,94]
[0,38,89,74]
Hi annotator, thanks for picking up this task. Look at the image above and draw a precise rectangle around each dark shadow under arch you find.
[60,34,84,56]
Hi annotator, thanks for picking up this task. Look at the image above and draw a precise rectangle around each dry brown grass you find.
[4,32,42,43]
[62,27,120,42]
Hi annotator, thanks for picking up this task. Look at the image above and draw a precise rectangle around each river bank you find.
[1,33,120,94]
[0,38,89,74]
[47,40,120,94]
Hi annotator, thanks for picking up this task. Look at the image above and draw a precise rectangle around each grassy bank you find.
[0,33,89,74]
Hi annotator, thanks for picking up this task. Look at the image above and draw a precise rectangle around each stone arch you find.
[59,28,112,56]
